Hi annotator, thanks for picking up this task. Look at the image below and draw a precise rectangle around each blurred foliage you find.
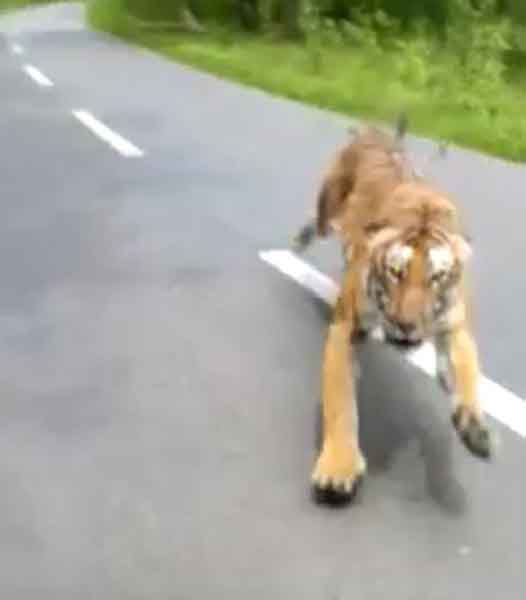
[87,0,526,161]
[116,0,526,31]
[0,0,56,10]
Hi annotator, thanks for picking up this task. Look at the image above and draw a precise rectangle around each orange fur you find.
[309,118,491,502]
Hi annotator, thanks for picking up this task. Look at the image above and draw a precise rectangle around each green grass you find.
[0,0,58,11]
[87,1,526,163]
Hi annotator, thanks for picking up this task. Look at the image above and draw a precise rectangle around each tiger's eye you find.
[388,265,403,281]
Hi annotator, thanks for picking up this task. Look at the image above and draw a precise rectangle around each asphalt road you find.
[1,4,525,600]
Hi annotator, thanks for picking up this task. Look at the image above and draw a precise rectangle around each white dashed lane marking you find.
[11,43,24,55]
[72,110,144,158]
[23,64,53,87]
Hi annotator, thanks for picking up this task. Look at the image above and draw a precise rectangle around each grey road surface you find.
[1,4,525,600]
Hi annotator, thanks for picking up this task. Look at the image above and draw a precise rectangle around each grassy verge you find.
[0,0,58,12]
[87,1,526,163]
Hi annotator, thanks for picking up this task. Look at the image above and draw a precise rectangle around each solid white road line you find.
[72,110,144,158]
[11,43,24,56]
[23,64,53,87]
[260,248,526,438]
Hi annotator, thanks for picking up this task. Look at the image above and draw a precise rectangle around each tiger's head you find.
[364,223,471,345]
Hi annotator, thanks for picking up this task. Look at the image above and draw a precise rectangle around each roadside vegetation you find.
[83,2,526,161]
[0,0,57,12]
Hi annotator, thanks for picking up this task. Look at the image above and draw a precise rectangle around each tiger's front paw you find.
[452,406,492,460]
[311,445,366,504]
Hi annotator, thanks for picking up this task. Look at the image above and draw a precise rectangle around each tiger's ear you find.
[451,233,473,263]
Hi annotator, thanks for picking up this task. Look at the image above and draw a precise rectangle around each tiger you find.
[297,114,491,502]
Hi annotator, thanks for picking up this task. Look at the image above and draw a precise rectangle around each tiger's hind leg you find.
[291,218,317,253]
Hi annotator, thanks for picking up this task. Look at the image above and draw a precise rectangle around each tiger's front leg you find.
[312,299,366,500]
[435,326,492,459]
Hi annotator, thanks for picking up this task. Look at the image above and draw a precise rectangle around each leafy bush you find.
[87,0,135,36]
[87,0,526,161]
